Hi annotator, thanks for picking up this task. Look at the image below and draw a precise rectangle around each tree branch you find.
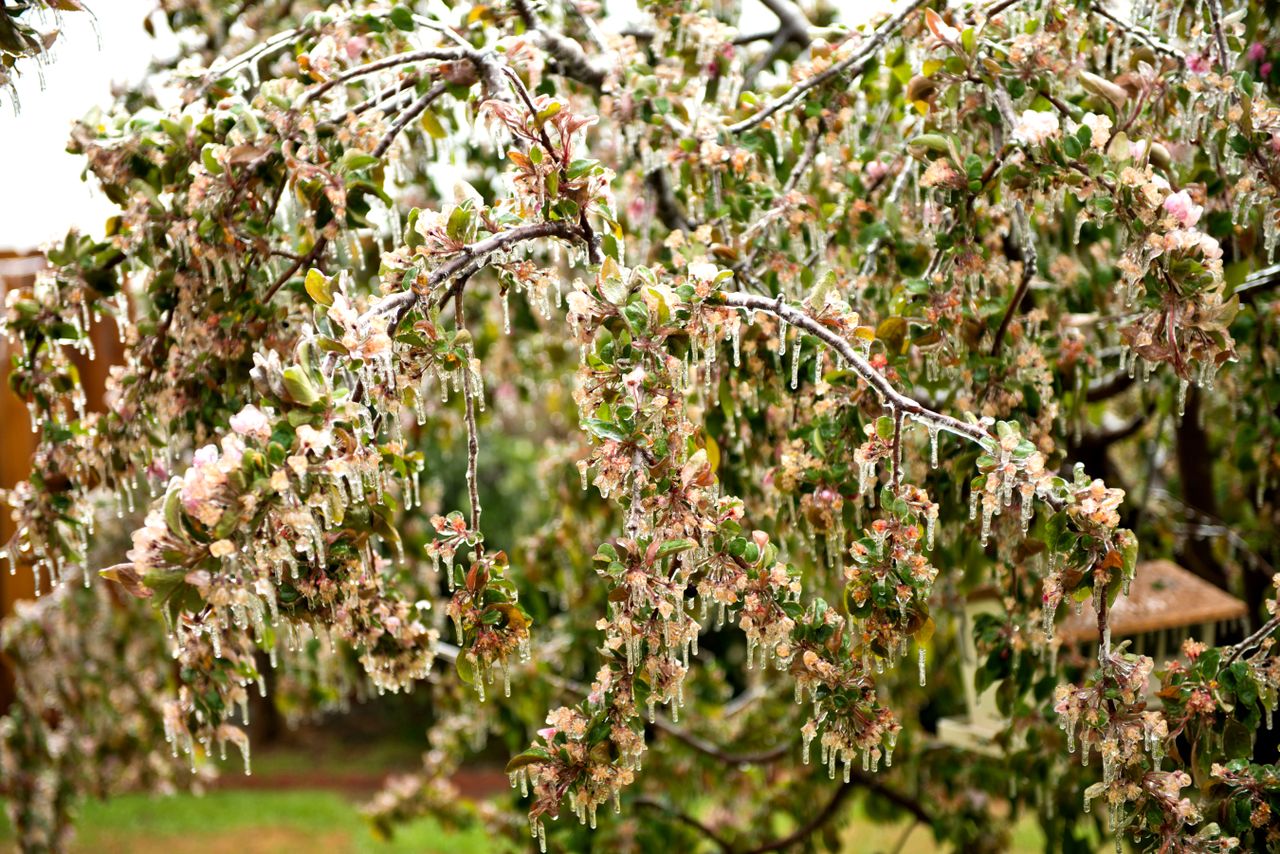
[647,167,692,232]
[634,797,733,851]
[991,201,1038,356]
[1225,614,1280,665]
[650,717,932,852]
[263,235,328,301]
[650,716,792,765]
[372,81,446,157]
[1205,0,1231,71]
[1089,3,1186,67]
[719,293,993,448]
[363,220,588,334]
[302,48,474,105]
[726,0,928,134]
[510,0,609,89]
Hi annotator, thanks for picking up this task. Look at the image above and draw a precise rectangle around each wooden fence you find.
[0,250,125,707]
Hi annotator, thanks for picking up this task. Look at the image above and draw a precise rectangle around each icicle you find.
[790,336,802,389]
[918,646,927,686]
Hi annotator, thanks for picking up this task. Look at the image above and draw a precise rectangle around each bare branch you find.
[634,797,733,851]
[650,716,792,765]
[720,292,993,448]
[302,48,475,106]
[1205,0,1231,70]
[1225,614,1280,665]
[264,235,328,301]
[372,81,446,157]
[991,201,1038,356]
[511,0,610,88]
[726,0,928,134]
[1089,3,1186,67]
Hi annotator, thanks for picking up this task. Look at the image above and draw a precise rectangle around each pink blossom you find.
[1186,54,1211,74]
[863,160,889,183]
[537,727,558,741]
[1163,190,1203,228]
[1248,42,1267,63]
[1263,62,1273,77]
[344,36,368,60]
[229,404,272,440]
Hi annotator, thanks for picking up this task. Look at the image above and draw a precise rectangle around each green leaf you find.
[388,4,414,30]
[654,538,696,560]
[304,268,333,306]
[282,365,321,406]
[582,418,628,441]
[505,748,551,773]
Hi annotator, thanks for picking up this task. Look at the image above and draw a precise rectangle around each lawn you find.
[0,788,500,854]
[0,740,1066,853]
[0,784,1065,853]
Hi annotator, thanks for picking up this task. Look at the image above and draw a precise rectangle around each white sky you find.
[0,0,178,251]
[0,0,882,252]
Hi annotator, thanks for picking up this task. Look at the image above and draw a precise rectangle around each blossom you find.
[1011,110,1060,146]
[209,539,236,558]
[229,404,272,440]
[687,261,719,282]
[1081,112,1112,149]
[1163,189,1203,228]
[1187,54,1211,74]
[1248,42,1267,63]
[296,424,332,454]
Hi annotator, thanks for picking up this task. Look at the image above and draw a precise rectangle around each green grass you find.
[1,788,503,854]
[0,769,1086,853]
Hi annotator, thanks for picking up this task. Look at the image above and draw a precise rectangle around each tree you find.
[0,1,87,109]
[2,0,1280,850]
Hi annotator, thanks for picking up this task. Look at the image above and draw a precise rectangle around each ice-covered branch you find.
[726,0,928,134]
[718,292,993,448]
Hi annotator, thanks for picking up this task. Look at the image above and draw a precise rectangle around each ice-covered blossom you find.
[1012,110,1061,145]
[229,403,272,439]
[1163,189,1203,228]
[1081,112,1112,149]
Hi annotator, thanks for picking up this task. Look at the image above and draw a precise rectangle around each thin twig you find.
[1224,614,1280,665]
[263,235,328,301]
[650,717,792,765]
[372,81,446,157]
[737,120,823,272]
[1089,3,1186,67]
[1205,0,1230,71]
[991,201,1037,356]
[339,72,420,120]
[727,0,927,134]
[302,48,471,105]
[634,798,733,851]
[720,293,993,448]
